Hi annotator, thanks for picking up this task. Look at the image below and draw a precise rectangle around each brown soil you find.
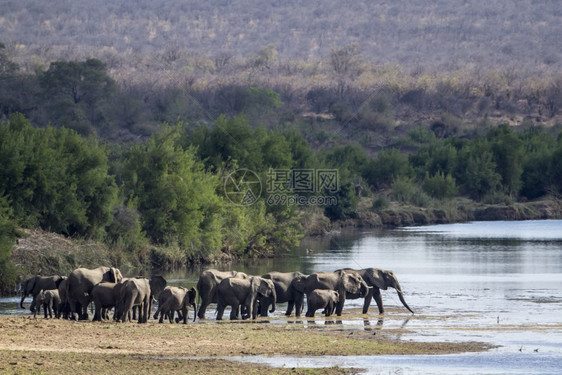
[0,315,489,374]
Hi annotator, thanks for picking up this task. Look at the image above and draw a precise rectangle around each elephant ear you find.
[365,268,388,290]
[258,279,273,296]
[341,272,359,293]
[249,276,263,295]
[109,268,122,283]
[291,274,308,293]
[54,276,64,288]
[150,276,167,297]
[188,288,197,303]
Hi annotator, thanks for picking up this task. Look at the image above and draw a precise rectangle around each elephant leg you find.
[216,302,225,321]
[43,303,48,319]
[305,306,315,317]
[93,304,102,321]
[48,304,53,318]
[373,288,384,314]
[181,307,188,324]
[78,297,90,320]
[259,298,268,317]
[285,300,294,316]
[230,303,239,320]
[362,287,375,314]
[335,299,345,316]
[141,301,149,323]
[154,304,162,321]
[295,294,304,317]
[198,297,211,319]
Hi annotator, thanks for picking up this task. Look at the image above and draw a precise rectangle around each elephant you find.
[91,282,120,321]
[302,270,370,316]
[66,266,123,320]
[259,271,308,317]
[56,277,73,319]
[20,275,64,312]
[338,268,414,314]
[117,278,151,323]
[196,269,248,319]
[148,275,167,301]
[216,276,276,320]
[305,289,339,317]
[33,289,61,318]
[153,286,197,324]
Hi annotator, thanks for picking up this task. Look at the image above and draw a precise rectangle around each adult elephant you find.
[216,276,276,320]
[339,268,414,314]
[117,278,151,323]
[303,270,370,316]
[259,271,308,317]
[66,266,123,320]
[196,269,248,319]
[20,275,64,311]
[153,286,197,324]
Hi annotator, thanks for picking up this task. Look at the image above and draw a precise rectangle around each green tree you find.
[422,172,457,199]
[550,144,562,195]
[121,125,224,258]
[520,128,558,199]
[487,124,523,196]
[39,59,116,134]
[364,149,410,189]
[189,115,264,171]
[0,194,17,294]
[457,141,501,200]
[0,114,117,237]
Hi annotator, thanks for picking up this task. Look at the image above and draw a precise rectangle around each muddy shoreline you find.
[0,314,491,374]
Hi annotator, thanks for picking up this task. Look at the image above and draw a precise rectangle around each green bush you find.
[422,172,457,199]
[372,196,390,211]
[390,176,415,203]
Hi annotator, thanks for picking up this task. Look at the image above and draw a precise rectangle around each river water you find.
[4,220,562,373]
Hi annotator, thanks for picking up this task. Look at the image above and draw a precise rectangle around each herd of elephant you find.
[19,266,414,324]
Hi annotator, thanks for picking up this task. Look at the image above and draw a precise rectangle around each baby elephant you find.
[34,289,61,319]
[305,289,339,317]
[153,286,197,324]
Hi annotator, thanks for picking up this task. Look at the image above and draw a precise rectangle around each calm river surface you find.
[5,220,562,374]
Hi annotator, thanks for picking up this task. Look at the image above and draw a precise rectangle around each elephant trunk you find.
[19,294,26,309]
[269,289,276,313]
[397,289,414,314]
[192,302,197,322]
